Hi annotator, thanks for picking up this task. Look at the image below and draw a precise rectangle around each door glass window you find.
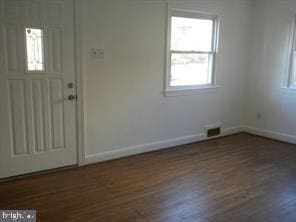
[25,28,45,71]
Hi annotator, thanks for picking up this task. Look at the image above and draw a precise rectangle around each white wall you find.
[245,0,296,142]
[80,0,252,162]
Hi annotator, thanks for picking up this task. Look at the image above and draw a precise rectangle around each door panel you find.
[0,0,77,179]
[8,79,28,155]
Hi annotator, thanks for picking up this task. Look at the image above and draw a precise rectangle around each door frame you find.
[73,0,85,166]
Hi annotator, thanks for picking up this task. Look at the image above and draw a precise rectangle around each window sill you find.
[164,86,220,97]
[281,86,296,94]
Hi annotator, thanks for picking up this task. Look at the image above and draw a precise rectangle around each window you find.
[25,28,45,71]
[166,8,219,93]
[288,16,296,88]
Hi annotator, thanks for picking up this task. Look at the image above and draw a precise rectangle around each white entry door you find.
[0,0,77,179]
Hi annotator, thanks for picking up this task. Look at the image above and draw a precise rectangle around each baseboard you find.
[243,126,296,144]
[84,126,243,165]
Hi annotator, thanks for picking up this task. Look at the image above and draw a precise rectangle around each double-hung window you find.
[288,16,296,88]
[166,8,219,93]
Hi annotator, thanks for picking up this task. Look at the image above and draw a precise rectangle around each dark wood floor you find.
[1,133,296,222]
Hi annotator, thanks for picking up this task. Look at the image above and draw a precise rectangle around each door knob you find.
[68,95,77,101]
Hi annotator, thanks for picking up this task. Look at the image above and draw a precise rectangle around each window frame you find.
[165,7,219,94]
[288,15,296,89]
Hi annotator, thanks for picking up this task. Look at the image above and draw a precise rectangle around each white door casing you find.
[0,0,77,178]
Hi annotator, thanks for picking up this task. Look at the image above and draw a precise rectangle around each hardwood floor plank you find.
[1,133,296,221]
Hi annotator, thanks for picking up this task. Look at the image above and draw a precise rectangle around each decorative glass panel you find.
[25,28,44,71]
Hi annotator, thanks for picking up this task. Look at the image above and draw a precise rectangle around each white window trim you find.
[165,6,220,96]
[287,15,296,89]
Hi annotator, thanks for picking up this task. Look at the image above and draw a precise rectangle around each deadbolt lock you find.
[68,82,74,88]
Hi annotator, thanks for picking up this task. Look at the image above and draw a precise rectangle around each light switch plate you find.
[91,48,104,59]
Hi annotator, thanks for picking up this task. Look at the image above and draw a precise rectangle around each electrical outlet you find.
[91,48,104,59]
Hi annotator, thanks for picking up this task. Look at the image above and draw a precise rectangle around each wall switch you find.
[91,48,104,59]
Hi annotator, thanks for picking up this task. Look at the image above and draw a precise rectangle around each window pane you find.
[292,51,296,85]
[170,53,212,86]
[25,28,44,71]
[171,16,213,52]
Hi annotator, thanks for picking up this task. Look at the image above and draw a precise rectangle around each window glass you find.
[171,17,213,52]
[25,28,44,71]
[171,53,212,86]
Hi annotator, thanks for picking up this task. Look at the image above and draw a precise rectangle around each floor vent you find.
[206,126,221,138]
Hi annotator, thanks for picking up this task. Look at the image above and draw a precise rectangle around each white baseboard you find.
[243,126,296,144]
[84,126,243,165]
